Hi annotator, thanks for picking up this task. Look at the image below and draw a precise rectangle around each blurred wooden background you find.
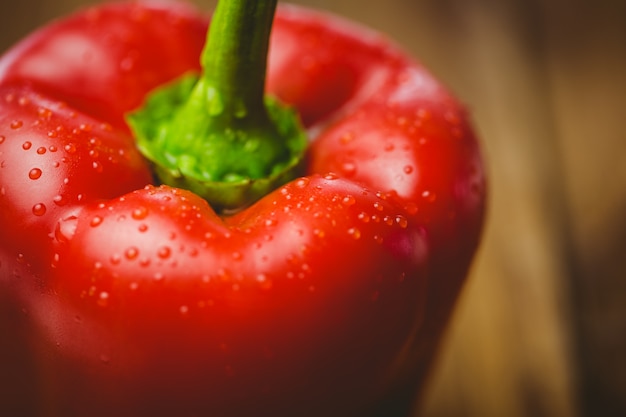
[2,0,624,416]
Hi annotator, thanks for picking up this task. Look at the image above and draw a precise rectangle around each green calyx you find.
[127,74,307,211]
[126,0,307,211]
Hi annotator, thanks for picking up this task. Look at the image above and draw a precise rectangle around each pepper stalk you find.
[127,0,307,211]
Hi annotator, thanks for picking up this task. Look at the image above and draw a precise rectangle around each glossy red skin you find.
[0,1,485,416]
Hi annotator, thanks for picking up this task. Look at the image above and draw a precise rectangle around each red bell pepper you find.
[0,1,485,416]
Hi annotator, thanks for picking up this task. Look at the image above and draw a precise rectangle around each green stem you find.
[127,0,307,211]
[201,0,276,129]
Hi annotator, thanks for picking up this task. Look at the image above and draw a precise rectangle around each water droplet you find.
[374,235,384,244]
[445,111,461,125]
[97,291,109,306]
[32,203,46,216]
[340,162,357,176]
[422,190,437,203]
[179,305,189,315]
[38,107,52,119]
[132,206,148,220]
[153,272,164,282]
[295,177,310,188]
[373,202,384,212]
[265,218,277,227]
[339,131,354,144]
[22,141,32,150]
[358,212,370,223]
[395,215,408,228]
[10,120,23,129]
[313,228,325,238]
[138,223,148,232]
[90,216,103,227]
[36,146,46,155]
[0,135,5,144]
[92,161,103,172]
[324,172,338,180]
[55,216,78,242]
[342,195,356,206]
[64,143,76,154]
[49,145,57,152]
[157,246,171,259]
[417,108,431,120]
[404,203,418,215]
[28,168,42,180]
[110,254,121,265]
[206,86,224,116]
[125,247,139,260]
[451,127,464,139]
[347,227,361,239]
[403,165,414,174]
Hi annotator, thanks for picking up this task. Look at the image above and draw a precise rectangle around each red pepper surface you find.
[0,1,485,416]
